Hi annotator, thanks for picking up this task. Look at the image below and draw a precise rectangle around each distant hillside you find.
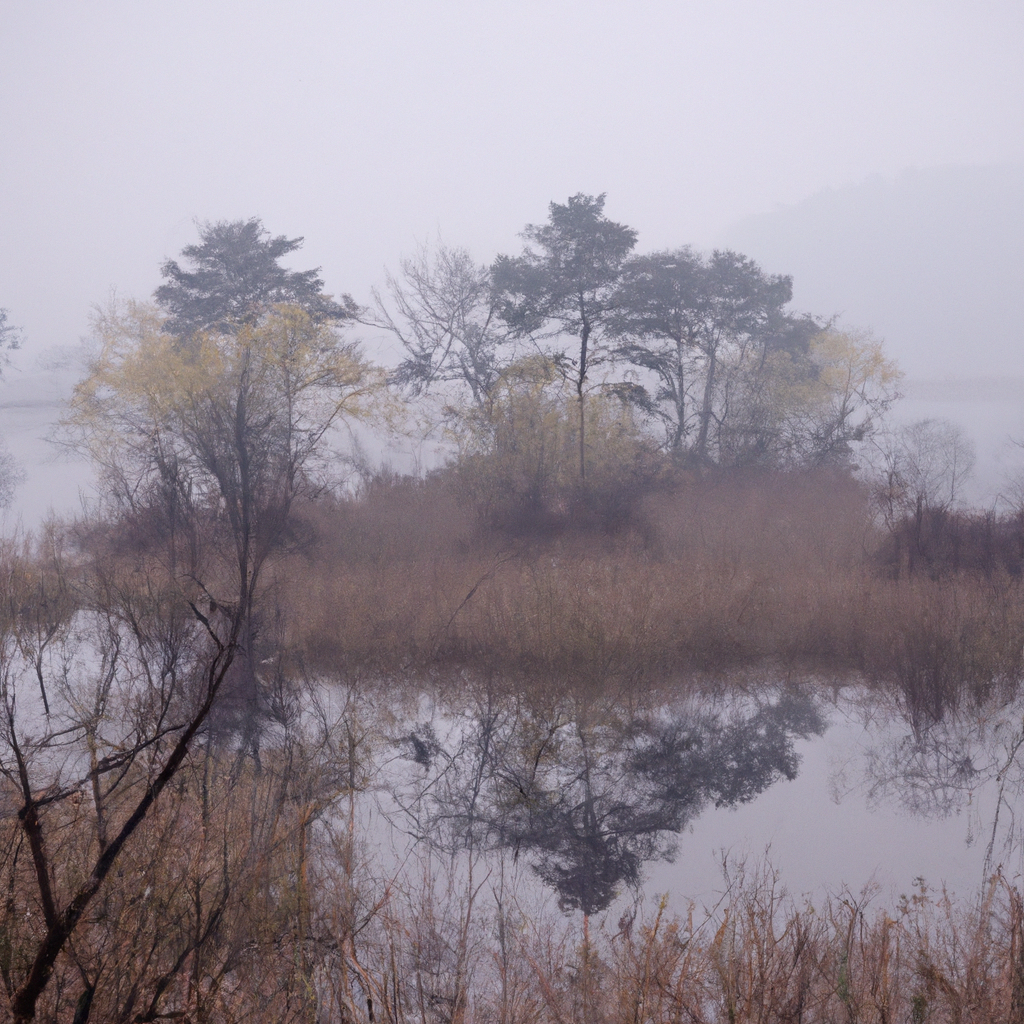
[721,164,1024,381]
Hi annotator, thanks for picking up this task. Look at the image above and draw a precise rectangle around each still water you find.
[648,696,1008,907]
[362,683,1024,920]
[3,355,1023,918]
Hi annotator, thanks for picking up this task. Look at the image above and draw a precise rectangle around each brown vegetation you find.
[281,468,1024,723]
[12,784,1024,1024]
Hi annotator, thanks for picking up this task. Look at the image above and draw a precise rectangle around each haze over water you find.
[2,8,1024,1003]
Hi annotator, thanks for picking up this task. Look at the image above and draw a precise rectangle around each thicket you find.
[282,463,1024,725]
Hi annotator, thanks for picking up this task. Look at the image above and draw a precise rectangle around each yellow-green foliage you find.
[68,299,384,497]
[720,328,903,466]
[454,356,654,515]
[811,328,903,425]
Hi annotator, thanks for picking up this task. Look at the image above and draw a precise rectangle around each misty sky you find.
[2,0,1022,375]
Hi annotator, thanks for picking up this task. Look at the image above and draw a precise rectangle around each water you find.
[647,701,1001,908]
[3,357,1024,919]
[0,351,96,527]
[354,683,1024,920]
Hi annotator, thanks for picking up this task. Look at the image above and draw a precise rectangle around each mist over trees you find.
[377,194,901,499]
[721,164,1024,382]
[0,309,23,509]
[0,310,20,358]
[1,201,1023,1021]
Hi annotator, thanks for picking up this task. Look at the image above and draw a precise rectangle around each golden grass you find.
[312,854,1024,1024]
[278,471,1024,721]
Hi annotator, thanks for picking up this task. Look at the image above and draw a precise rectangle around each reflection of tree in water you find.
[396,688,823,916]
[861,720,981,819]
[850,691,1024,876]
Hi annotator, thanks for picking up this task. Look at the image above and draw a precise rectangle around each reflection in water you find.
[844,689,1024,880]
[393,689,824,915]
[859,712,982,819]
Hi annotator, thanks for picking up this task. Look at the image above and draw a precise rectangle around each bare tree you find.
[0,525,244,1022]
[369,240,511,408]
[873,418,976,528]
[0,221,382,1019]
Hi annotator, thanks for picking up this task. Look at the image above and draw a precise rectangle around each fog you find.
[2,1,1022,352]
[3,2,1023,520]
[724,164,1024,500]
[4,8,1024,1018]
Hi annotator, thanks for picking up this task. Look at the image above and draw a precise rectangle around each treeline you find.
[368,194,900,506]
[368,195,1017,560]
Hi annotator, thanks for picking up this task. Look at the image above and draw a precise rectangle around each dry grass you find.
[14,758,1024,1023]
[278,470,1024,722]
[287,850,1024,1024]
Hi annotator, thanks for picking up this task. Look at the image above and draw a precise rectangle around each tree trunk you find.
[696,342,718,464]
[578,390,586,482]
[577,312,590,482]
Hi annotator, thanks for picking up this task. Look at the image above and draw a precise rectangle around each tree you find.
[1,224,381,1020]
[78,221,381,742]
[0,535,371,1021]
[368,240,511,408]
[785,328,902,466]
[492,194,638,481]
[155,218,358,336]
[866,417,975,577]
[872,417,975,533]
[0,525,244,1022]
[610,248,810,464]
[0,308,21,360]
[0,310,23,508]
[77,295,378,531]
[71,298,379,743]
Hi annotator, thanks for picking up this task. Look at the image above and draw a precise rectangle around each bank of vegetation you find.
[1,203,1023,1021]
[286,467,1024,718]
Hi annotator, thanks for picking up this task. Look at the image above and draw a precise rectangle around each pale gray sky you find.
[2,0,1022,366]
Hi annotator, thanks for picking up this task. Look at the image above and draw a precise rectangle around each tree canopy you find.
[610,247,802,460]
[155,218,358,336]
[492,193,638,480]
[76,220,380,545]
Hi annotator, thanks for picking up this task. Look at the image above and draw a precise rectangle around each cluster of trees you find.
[372,194,901,494]
[2,198,959,538]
